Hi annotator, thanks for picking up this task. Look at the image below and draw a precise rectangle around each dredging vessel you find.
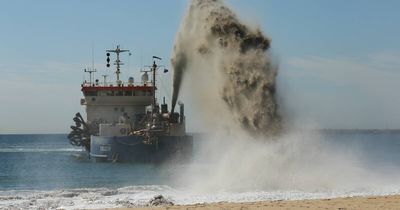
[68,45,193,162]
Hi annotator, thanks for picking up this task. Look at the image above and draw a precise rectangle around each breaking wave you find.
[1,185,399,210]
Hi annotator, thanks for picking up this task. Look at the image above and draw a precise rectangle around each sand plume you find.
[171,0,281,136]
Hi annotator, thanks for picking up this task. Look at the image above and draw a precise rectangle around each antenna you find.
[153,56,162,60]
[140,48,143,71]
[128,50,132,75]
[84,68,97,85]
[91,43,95,70]
[102,75,108,86]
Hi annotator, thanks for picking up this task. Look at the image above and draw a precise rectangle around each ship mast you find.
[106,45,130,84]
[152,60,157,109]
[151,56,162,111]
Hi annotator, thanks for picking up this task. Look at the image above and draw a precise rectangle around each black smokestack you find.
[171,52,187,113]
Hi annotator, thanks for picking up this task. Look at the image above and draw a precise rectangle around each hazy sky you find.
[0,0,399,133]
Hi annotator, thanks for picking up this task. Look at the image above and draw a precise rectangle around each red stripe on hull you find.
[81,85,154,91]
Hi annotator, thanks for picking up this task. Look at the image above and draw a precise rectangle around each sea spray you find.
[169,0,395,194]
[171,0,281,136]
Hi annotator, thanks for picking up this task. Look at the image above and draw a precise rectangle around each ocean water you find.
[0,131,400,209]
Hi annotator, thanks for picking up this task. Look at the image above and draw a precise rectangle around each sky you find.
[0,0,399,133]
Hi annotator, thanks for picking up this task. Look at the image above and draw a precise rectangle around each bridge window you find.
[85,91,98,96]
[124,91,132,96]
[106,91,114,96]
[98,91,107,96]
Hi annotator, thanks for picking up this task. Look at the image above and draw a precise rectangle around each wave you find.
[0,185,399,210]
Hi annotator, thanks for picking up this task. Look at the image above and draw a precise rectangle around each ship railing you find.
[81,81,153,88]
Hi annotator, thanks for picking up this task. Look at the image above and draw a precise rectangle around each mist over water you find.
[171,0,400,194]
[179,131,397,193]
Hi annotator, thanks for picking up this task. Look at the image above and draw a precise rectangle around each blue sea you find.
[0,131,400,209]
[0,134,181,191]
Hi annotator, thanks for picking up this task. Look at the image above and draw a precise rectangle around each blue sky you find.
[0,0,399,133]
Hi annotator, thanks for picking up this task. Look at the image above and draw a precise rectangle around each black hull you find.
[89,135,193,163]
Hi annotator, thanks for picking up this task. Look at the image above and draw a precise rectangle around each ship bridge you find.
[80,45,157,124]
[81,80,155,124]
[81,81,155,104]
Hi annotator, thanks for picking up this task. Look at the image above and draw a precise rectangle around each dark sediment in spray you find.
[171,52,187,113]
[171,1,392,193]
[171,0,281,136]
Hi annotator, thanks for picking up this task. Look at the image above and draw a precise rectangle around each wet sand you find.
[107,195,400,210]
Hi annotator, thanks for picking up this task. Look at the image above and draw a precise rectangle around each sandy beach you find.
[108,195,400,210]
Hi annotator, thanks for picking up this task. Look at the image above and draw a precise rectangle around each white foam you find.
[0,185,399,210]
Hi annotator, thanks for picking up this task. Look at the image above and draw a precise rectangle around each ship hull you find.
[89,135,193,162]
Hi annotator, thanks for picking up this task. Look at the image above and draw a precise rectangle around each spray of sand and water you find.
[168,0,400,193]
[171,0,281,137]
